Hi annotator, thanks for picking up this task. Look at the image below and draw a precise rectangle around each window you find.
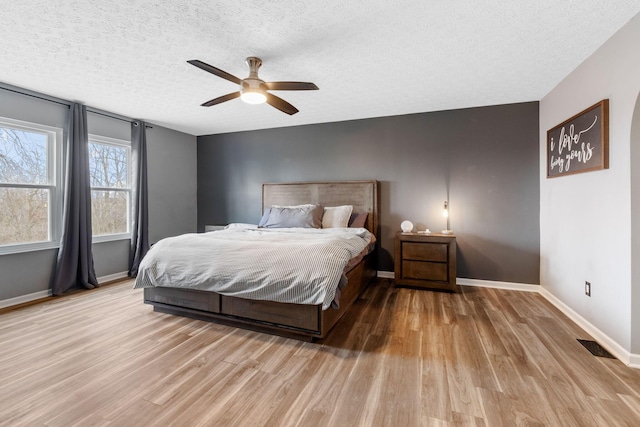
[88,135,131,241]
[0,117,62,253]
[0,119,131,251]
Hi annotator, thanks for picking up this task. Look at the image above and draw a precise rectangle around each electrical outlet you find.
[585,281,591,297]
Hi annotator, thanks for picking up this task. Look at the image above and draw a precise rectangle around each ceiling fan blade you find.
[187,60,242,85]
[201,92,241,107]
[265,81,319,91]
[265,93,299,115]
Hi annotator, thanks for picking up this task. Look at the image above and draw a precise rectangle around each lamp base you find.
[441,229,453,235]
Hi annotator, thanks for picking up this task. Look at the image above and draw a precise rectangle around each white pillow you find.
[322,205,353,228]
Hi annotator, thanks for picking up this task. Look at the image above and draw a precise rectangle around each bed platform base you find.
[144,255,376,341]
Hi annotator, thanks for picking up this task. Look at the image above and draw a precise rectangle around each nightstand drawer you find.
[402,242,447,262]
[402,260,448,282]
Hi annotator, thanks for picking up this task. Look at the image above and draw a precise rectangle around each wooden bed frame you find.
[143,180,379,341]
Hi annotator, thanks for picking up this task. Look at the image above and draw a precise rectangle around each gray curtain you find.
[52,103,98,295]
[128,120,149,277]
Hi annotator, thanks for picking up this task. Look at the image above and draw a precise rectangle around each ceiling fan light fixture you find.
[240,87,267,104]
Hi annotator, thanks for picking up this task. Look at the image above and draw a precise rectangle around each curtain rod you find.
[1,85,69,107]
[86,109,153,129]
[0,85,152,128]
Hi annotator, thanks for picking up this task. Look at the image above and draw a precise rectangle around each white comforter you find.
[134,225,374,310]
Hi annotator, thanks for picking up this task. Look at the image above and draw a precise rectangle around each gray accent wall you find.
[0,84,197,302]
[197,101,540,284]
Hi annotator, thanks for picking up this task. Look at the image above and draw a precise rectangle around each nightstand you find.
[204,225,226,232]
[394,231,457,292]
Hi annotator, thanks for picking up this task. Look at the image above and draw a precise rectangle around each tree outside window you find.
[0,121,57,248]
[88,136,131,238]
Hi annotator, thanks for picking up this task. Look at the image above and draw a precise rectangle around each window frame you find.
[0,117,63,255]
[88,134,132,243]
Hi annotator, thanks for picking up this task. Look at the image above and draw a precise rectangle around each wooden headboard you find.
[262,180,379,238]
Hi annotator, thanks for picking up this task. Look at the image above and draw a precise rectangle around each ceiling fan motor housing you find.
[240,57,267,103]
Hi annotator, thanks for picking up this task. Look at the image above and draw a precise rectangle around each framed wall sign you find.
[547,99,609,178]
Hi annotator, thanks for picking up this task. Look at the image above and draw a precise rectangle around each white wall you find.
[630,92,640,355]
[540,13,640,354]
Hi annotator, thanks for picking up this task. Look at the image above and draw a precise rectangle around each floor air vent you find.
[577,339,615,359]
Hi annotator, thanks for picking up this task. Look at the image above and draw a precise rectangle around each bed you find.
[139,180,379,341]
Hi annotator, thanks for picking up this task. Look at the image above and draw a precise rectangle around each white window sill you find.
[0,241,59,256]
[0,234,131,255]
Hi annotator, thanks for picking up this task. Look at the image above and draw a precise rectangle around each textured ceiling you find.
[1,1,639,136]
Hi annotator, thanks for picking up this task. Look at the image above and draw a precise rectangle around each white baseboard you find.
[0,271,130,310]
[97,271,129,284]
[377,270,640,368]
[538,287,636,367]
[455,277,539,292]
[0,289,52,309]
[377,271,395,279]
[376,271,539,292]
[629,354,640,369]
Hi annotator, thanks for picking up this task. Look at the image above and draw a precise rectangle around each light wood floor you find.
[1,279,640,426]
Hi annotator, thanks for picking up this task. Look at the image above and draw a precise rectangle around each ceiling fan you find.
[187,57,319,115]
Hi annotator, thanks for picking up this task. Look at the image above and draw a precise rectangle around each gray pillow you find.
[348,212,369,228]
[261,205,324,228]
[258,208,271,227]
